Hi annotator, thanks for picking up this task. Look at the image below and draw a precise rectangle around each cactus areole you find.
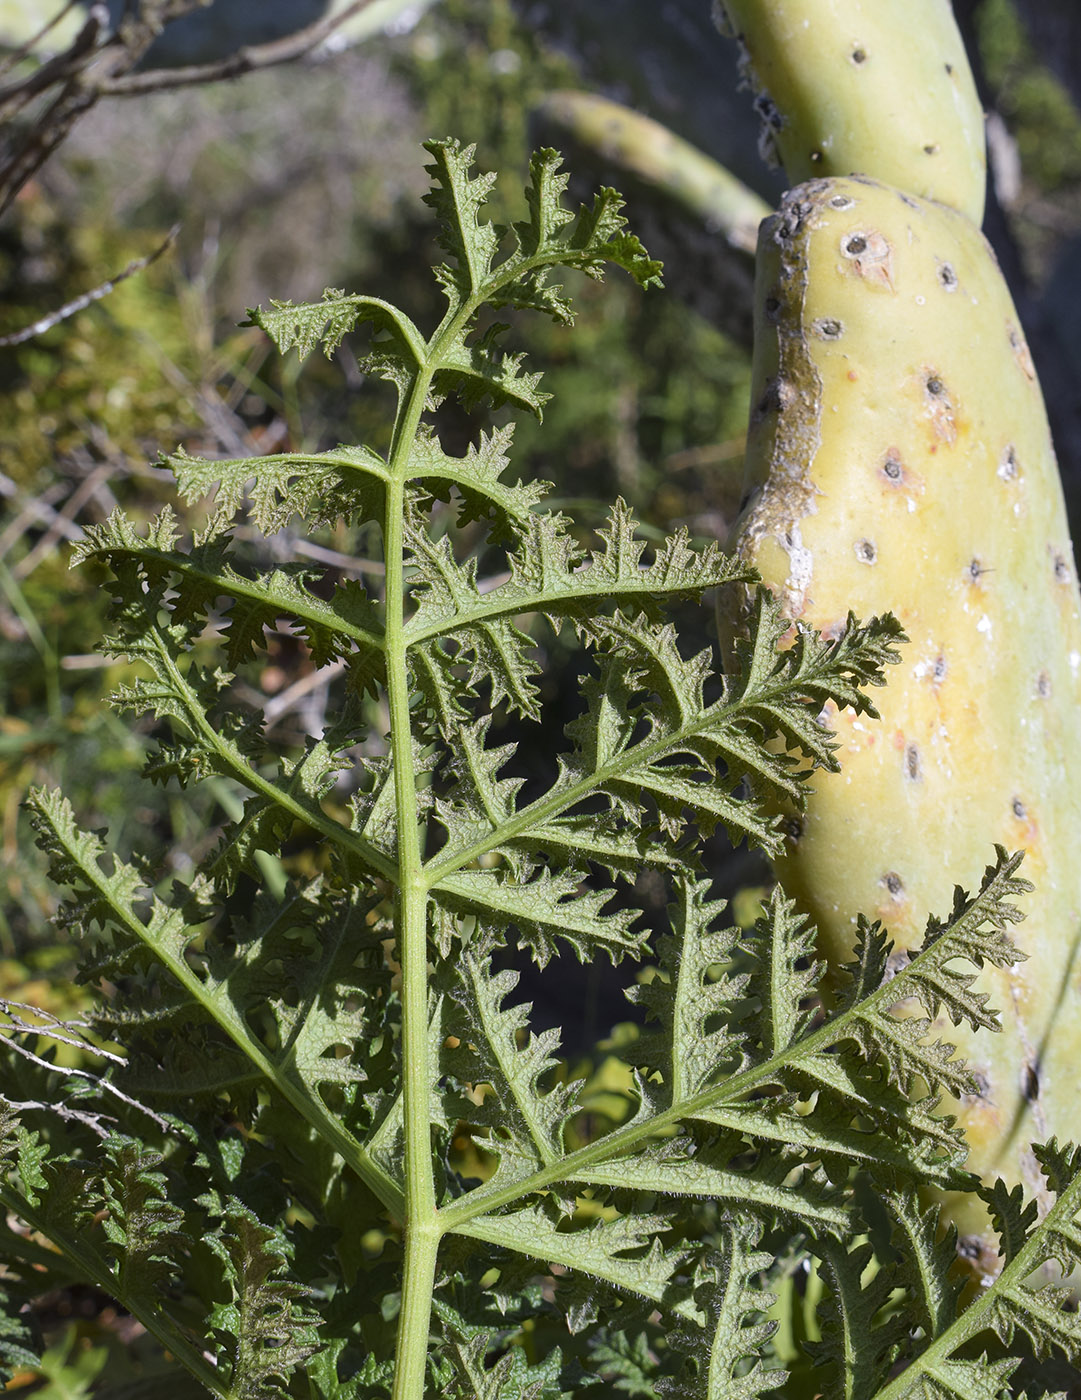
[714,0,986,225]
[730,174,1081,1272]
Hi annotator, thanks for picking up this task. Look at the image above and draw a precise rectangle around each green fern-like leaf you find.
[13,140,1081,1400]
[206,1204,320,1399]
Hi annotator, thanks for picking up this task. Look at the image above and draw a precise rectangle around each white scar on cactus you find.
[729,174,1081,1276]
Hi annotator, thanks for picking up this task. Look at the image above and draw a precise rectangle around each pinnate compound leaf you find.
[164,443,387,534]
[447,957,580,1174]
[453,1205,694,1319]
[0,1287,39,1385]
[741,886,822,1059]
[433,866,647,967]
[809,1238,904,1400]
[627,877,745,1102]
[206,1204,320,1399]
[27,138,1078,1399]
[894,1355,1021,1399]
[98,1137,186,1300]
[432,1298,573,1400]
[248,287,424,366]
[567,1148,847,1238]
[662,1215,785,1399]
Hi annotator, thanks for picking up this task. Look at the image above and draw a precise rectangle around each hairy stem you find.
[387,363,441,1398]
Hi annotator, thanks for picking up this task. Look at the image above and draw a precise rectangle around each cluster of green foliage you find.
[4,143,1081,1399]
[976,0,1081,192]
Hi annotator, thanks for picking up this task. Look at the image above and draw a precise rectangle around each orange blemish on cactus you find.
[1009,795,1040,851]
[922,368,958,444]
[1007,322,1036,382]
[879,447,924,506]
[839,229,894,289]
[876,870,909,924]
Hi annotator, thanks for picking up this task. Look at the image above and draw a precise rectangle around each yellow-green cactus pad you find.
[714,0,986,225]
[730,174,1081,1274]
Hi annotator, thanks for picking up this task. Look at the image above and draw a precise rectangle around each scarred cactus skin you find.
[713,0,986,225]
[730,174,1081,1272]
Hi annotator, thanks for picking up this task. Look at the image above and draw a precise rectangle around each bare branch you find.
[0,0,378,220]
[0,223,179,349]
[0,2,101,100]
[100,0,379,97]
[0,1001,171,1131]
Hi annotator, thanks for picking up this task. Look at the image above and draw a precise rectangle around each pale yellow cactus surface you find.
[730,174,1081,1270]
[714,0,986,225]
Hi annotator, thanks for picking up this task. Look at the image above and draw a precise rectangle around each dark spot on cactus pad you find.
[1054,552,1071,583]
[812,317,843,339]
[904,743,922,780]
[923,143,939,155]
[854,539,877,565]
[753,379,786,421]
[829,194,855,211]
[968,558,990,582]
[1021,1059,1041,1104]
[764,294,781,322]
[922,371,956,442]
[881,452,903,482]
[809,149,823,163]
[851,46,867,63]
[883,871,904,897]
[998,445,1020,480]
[1008,323,1037,380]
[841,230,895,288]
[932,654,948,684]
[1036,670,1052,698]
[784,816,803,842]
[1012,797,1026,819]
[945,62,954,74]
[754,93,783,130]
[937,262,958,291]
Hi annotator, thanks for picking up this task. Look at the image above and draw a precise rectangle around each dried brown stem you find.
[101,0,378,96]
[0,223,179,348]
[0,0,375,220]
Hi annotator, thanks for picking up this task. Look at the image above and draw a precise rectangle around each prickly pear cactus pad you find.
[730,173,1081,1271]
[713,0,986,224]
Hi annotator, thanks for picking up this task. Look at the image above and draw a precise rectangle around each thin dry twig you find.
[11,461,118,578]
[101,0,379,96]
[0,0,85,84]
[0,0,379,221]
[0,1000,170,1132]
[262,658,346,725]
[0,223,179,348]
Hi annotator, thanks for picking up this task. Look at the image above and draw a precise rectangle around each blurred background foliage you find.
[0,0,1080,1386]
